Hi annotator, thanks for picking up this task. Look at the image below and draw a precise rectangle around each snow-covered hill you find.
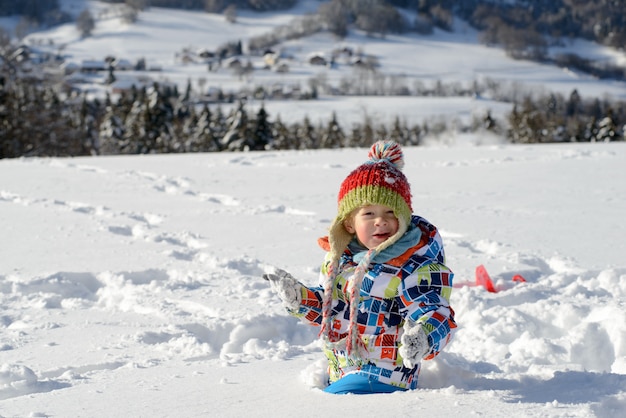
[8,0,626,128]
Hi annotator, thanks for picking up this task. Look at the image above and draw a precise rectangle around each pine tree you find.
[297,116,318,149]
[76,9,95,38]
[389,116,408,145]
[76,96,99,155]
[595,109,618,142]
[40,87,77,156]
[146,83,176,152]
[347,125,362,148]
[98,105,126,155]
[355,119,374,147]
[508,98,547,143]
[222,100,252,151]
[192,104,220,152]
[320,112,345,149]
[408,124,422,146]
[0,78,17,158]
[122,99,148,154]
[566,89,582,117]
[252,103,273,150]
[375,124,388,146]
[181,105,200,152]
[271,115,293,150]
[564,115,585,142]
[211,105,227,148]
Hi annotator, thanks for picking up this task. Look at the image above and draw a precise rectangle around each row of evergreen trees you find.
[508,92,625,143]
[1,71,624,159]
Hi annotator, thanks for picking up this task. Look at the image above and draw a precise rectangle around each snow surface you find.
[2,1,626,417]
[1,142,625,417]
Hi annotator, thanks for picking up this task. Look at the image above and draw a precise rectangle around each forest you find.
[1,70,623,158]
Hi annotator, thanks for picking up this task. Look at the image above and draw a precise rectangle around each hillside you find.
[16,1,626,107]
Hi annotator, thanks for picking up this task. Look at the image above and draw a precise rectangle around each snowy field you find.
[1,140,625,417]
[1,1,626,416]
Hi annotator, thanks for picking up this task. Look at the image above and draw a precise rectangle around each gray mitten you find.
[263,268,302,310]
[399,320,429,369]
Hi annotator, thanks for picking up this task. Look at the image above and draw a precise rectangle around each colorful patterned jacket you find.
[289,215,455,390]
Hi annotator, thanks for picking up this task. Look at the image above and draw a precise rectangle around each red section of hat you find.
[337,162,412,211]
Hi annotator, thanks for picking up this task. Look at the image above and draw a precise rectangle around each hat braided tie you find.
[345,249,375,357]
[319,261,338,340]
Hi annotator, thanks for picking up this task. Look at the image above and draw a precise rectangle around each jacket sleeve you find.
[284,255,334,326]
[286,284,325,326]
[287,254,346,326]
[398,262,456,360]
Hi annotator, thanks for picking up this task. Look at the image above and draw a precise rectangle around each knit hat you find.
[320,140,413,356]
[327,140,413,262]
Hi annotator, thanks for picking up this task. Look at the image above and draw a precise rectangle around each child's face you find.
[343,204,399,250]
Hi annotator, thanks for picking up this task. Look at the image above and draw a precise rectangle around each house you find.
[197,49,215,60]
[224,57,242,70]
[180,53,195,64]
[113,58,134,71]
[60,61,80,75]
[308,54,327,66]
[274,62,289,73]
[263,52,278,68]
[80,60,107,73]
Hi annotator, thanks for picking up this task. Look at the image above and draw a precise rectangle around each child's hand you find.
[263,268,302,311]
[399,320,429,369]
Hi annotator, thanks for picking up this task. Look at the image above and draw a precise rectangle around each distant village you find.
[9,36,378,103]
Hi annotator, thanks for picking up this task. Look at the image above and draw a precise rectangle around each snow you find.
[1,142,625,417]
[1,1,626,416]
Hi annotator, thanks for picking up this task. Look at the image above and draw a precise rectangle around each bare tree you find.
[224,4,237,23]
[0,27,10,48]
[205,0,225,13]
[126,0,150,11]
[15,17,33,40]
[76,9,95,38]
[318,0,349,38]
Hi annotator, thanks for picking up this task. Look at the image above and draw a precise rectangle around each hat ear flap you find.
[343,217,355,234]
[328,217,354,262]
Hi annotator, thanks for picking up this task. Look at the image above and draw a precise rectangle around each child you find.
[264,140,456,394]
